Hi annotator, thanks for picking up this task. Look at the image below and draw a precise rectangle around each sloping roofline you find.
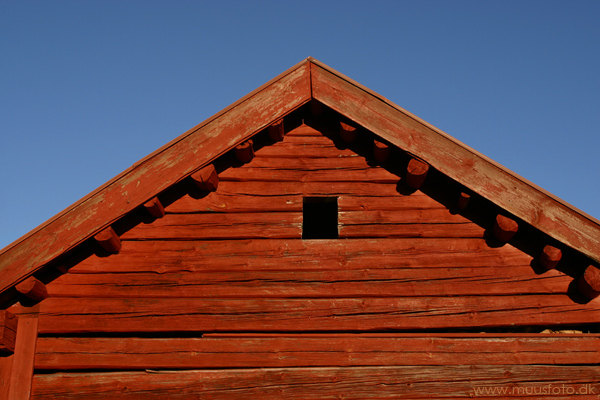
[0,57,598,295]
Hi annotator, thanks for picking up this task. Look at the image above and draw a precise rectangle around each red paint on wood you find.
[35,336,600,370]
[15,277,48,303]
[267,119,285,142]
[234,140,255,163]
[0,311,17,354]
[94,226,121,254]
[578,265,600,299]
[190,164,219,192]
[339,121,358,143]
[143,197,165,219]
[31,365,600,399]
[0,353,13,399]
[33,295,600,334]
[457,192,470,211]
[540,245,562,270]
[7,317,38,400]
[373,140,390,163]
[493,214,519,243]
[406,158,429,189]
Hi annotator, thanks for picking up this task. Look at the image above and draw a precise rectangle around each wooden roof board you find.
[0,57,598,297]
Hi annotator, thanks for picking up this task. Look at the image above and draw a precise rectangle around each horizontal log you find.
[121,212,302,240]
[30,295,600,333]
[165,181,443,213]
[267,119,284,142]
[15,276,48,302]
[578,265,600,299]
[540,245,562,270]
[47,263,568,298]
[0,310,17,354]
[406,158,429,189]
[32,365,600,399]
[255,140,359,158]
[234,140,255,163]
[190,164,219,192]
[68,238,531,274]
[143,197,165,219]
[35,335,600,370]
[493,214,519,243]
[219,163,398,183]
[93,226,121,254]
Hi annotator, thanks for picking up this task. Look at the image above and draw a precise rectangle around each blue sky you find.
[1,0,598,250]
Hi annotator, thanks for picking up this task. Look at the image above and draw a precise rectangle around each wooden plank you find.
[7,317,38,400]
[35,335,600,370]
[47,264,566,298]
[311,60,600,265]
[0,354,13,400]
[31,365,600,399]
[29,295,600,333]
[121,213,302,240]
[0,60,312,295]
[165,181,443,213]
[255,140,359,158]
[67,238,531,274]
[219,161,399,183]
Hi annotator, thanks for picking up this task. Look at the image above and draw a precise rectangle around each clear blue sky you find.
[1,1,598,250]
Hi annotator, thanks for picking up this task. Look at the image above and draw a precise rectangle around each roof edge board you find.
[0,60,312,294]
[309,60,600,264]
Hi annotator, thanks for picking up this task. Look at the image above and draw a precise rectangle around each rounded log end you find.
[493,214,518,242]
[578,265,600,299]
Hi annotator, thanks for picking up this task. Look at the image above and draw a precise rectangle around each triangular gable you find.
[0,57,598,299]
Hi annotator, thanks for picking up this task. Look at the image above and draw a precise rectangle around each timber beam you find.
[268,119,285,142]
[0,310,17,354]
[457,192,471,211]
[406,158,429,189]
[373,140,391,163]
[578,265,600,299]
[94,226,121,254]
[191,164,219,192]
[143,197,166,219]
[15,277,48,303]
[493,215,519,243]
[234,140,255,163]
[340,121,358,143]
[539,245,562,270]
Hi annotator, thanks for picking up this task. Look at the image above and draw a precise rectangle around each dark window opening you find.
[302,197,338,239]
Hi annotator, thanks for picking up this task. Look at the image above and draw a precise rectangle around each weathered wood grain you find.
[35,335,600,370]
[24,295,600,333]
[47,263,567,298]
[311,60,600,264]
[120,213,302,240]
[31,365,600,399]
[67,238,531,274]
[0,60,311,295]
[7,317,38,400]
[0,353,13,400]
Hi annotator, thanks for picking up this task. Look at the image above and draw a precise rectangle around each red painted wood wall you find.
[5,110,600,399]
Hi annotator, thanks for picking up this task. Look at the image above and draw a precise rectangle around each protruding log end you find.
[373,140,391,163]
[144,197,166,218]
[0,310,17,354]
[339,121,358,143]
[540,245,562,270]
[191,164,219,192]
[578,265,600,299]
[15,276,48,302]
[234,140,255,163]
[268,119,285,142]
[406,158,429,189]
[94,226,122,254]
[457,192,471,211]
[493,214,518,243]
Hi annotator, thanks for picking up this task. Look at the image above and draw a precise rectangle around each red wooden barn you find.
[1,58,599,399]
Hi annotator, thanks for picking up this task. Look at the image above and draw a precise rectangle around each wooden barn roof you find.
[1,57,599,297]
